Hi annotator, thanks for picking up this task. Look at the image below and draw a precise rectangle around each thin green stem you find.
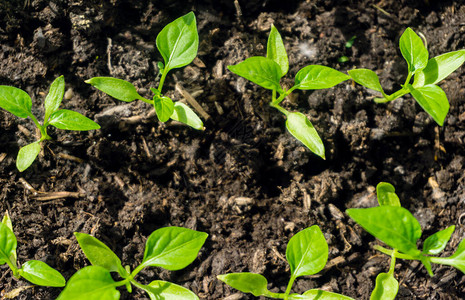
[388,249,397,275]
[283,275,296,300]
[374,88,409,103]
[130,263,146,279]
[28,113,50,141]
[403,72,413,87]
[157,69,169,94]
[374,245,418,261]
[137,96,154,105]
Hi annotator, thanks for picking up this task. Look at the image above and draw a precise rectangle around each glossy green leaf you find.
[141,227,208,270]
[48,109,100,131]
[399,28,428,74]
[156,11,198,71]
[228,57,283,91]
[290,289,355,300]
[294,65,349,90]
[86,77,143,102]
[0,223,16,266]
[0,86,32,118]
[16,142,41,172]
[57,266,119,300]
[376,182,400,207]
[409,84,449,126]
[154,96,174,122]
[414,50,465,87]
[431,239,465,273]
[143,280,199,300]
[286,112,325,159]
[2,212,13,235]
[217,273,269,297]
[20,260,66,287]
[267,25,289,76]
[370,272,399,300]
[348,69,384,93]
[423,225,455,255]
[346,206,422,256]
[75,233,123,273]
[170,102,204,130]
[286,225,328,278]
[44,75,65,122]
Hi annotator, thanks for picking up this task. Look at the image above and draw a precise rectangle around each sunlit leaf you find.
[285,112,325,159]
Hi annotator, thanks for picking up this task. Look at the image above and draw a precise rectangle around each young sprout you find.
[228,25,350,159]
[0,76,100,171]
[349,27,465,126]
[347,182,465,300]
[86,12,203,130]
[218,226,353,300]
[57,227,208,300]
[0,211,65,288]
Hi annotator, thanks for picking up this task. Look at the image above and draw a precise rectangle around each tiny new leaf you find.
[144,280,199,300]
[57,266,119,300]
[141,227,208,270]
[294,65,350,90]
[399,27,428,74]
[409,84,449,126]
[48,109,100,131]
[44,75,65,122]
[348,69,384,94]
[346,206,422,256]
[267,24,289,76]
[228,57,283,91]
[20,260,66,287]
[217,273,270,297]
[153,96,174,123]
[156,11,198,72]
[423,225,455,255]
[0,222,16,266]
[370,272,399,300]
[85,77,143,102]
[75,232,123,273]
[0,86,32,118]
[286,225,328,278]
[414,50,465,87]
[171,102,204,130]
[376,182,401,207]
[432,239,465,273]
[297,289,355,300]
[16,142,41,172]
[286,112,325,159]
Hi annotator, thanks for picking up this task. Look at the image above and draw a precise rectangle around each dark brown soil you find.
[1,0,465,299]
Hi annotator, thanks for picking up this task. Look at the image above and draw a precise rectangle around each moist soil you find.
[1,0,465,299]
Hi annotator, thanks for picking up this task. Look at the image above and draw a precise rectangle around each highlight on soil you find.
[86,11,204,130]
[0,211,65,288]
[57,226,208,300]
[218,226,354,300]
[0,75,100,172]
[349,27,465,126]
[228,25,350,159]
[347,182,465,300]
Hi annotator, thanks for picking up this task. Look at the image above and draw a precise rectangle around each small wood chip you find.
[57,153,84,163]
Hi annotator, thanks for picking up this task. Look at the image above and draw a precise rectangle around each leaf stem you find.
[138,96,155,105]
[283,275,296,300]
[374,88,409,103]
[28,113,51,141]
[388,249,397,275]
[374,245,418,260]
[157,69,169,94]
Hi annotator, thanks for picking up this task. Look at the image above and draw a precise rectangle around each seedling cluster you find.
[0,10,465,300]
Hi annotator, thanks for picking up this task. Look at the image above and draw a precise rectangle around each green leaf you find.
[20,260,66,287]
[74,233,123,273]
[432,239,465,273]
[16,142,41,172]
[286,225,328,278]
[154,96,174,123]
[142,280,199,300]
[346,206,422,256]
[399,27,428,74]
[286,112,325,159]
[267,25,289,76]
[217,273,270,297]
[156,11,198,72]
[0,223,16,266]
[414,50,465,87]
[86,77,143,102]
[376,182,400,207]
[48,109,100,131]
[421,256,434,277]
[348,69,384,94]
[57,266,119,300]
[423,225,455,255]
[228,57,283,91]
[0,86,32,118]
[44,75,65,122]
[409,84,449,126]
[170,102,204,130]
[2,212,13,234]
[141,227,208,271]
[294,65,350,90]
[291,289,355,300]
[370,272,399,300]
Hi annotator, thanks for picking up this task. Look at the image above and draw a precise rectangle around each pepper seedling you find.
[228,25,350,159]
[347,182,465,300]
[0,76,100,171]
[57,227,208,300]
[349,27,465,126]
[218,226,354,300]
[0,211,65,288]
[86,12,203,130]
